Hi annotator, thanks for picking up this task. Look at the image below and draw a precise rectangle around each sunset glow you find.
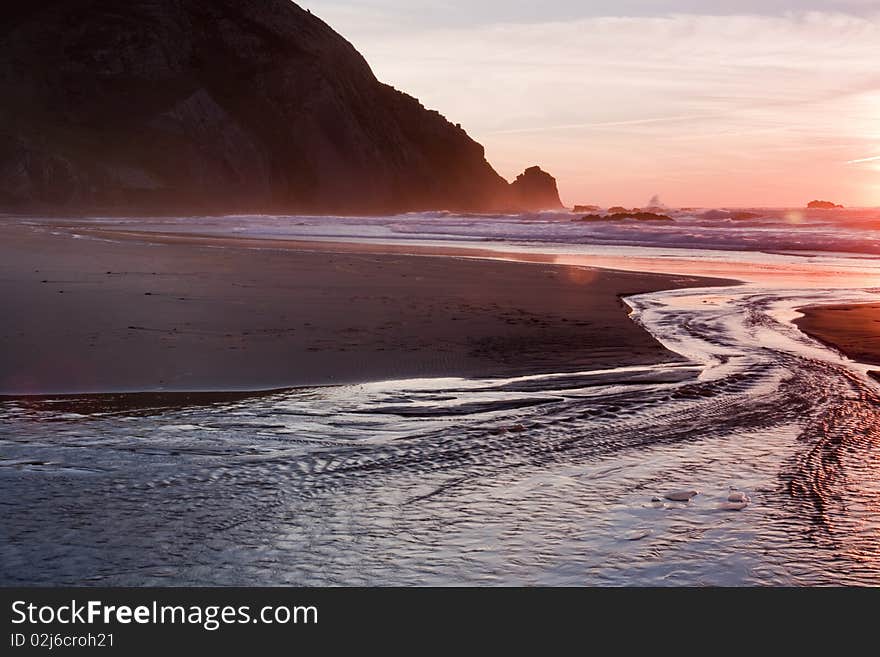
[305,1,880,207]
[9,0,880,595]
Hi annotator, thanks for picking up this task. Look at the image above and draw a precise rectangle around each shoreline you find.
[794,303,880,369]
[1,221,734,396]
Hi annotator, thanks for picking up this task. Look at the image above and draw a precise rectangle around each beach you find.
[0,221,725,396]
[795,303,880,368]
[4,0,880,599]
[5,215,880,586]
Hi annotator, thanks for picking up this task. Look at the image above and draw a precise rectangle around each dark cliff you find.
[0,0,559,215]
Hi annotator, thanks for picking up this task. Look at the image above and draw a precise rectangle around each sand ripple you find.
[3,285,880,585]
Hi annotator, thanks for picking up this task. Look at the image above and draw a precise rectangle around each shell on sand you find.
[664,490,699,502]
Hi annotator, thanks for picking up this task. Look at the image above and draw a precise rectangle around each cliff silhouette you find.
[0,0,562,214]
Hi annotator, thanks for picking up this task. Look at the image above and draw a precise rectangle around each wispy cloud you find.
[306,1,880,30]
[846,155,880,165]
[487,114,718,135]
[305,4,880,205]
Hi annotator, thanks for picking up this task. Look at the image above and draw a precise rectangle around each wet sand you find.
[0,221,729,395]
[795,303,880,368]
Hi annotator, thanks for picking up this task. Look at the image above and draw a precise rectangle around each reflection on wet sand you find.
[4,215,880,585]
[3,280,880,585]
[0,390,281,420]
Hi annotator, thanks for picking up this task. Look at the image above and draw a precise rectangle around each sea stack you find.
[0,0,558,215]
[509,166,564,211]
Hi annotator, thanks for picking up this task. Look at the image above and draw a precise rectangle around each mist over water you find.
[68,206,880,255]
[3,210,880,585]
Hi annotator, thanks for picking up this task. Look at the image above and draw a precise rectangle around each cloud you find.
[846,155,880,164]
[304,4,880,205]
[305,1,880,30]
[487,114,720,135]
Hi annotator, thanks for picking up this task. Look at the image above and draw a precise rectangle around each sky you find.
[300,1,880,207]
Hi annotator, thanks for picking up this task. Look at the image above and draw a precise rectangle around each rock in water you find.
[509,166,564,211]
[807,200,844,209]
[664,490,700,502]
[717,490,750,511]
[0,0,557,215]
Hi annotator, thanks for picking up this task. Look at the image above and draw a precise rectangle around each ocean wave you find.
[18,207,880,256]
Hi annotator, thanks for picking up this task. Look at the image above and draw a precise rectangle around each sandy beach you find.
[795,303,880,367]
[0,221,726,395]
[8,0,880,599]
[6,218,880,587]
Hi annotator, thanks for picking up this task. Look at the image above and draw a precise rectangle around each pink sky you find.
[304,3,880,208]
